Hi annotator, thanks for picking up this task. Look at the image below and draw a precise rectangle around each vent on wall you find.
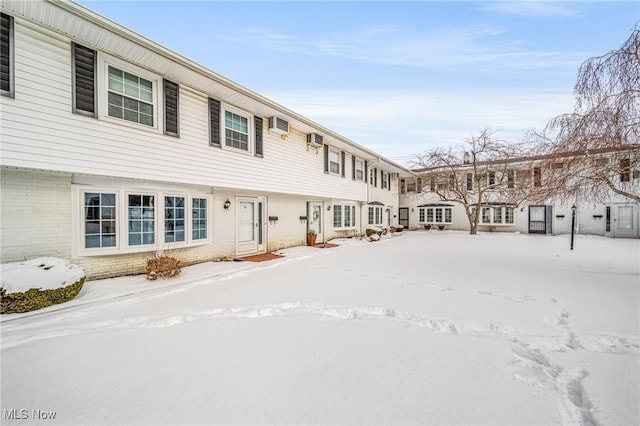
[268,116,289,135]
[307,133,323,148]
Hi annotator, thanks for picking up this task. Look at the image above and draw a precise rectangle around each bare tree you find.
[412,129,549,234]
[537,21,640,202]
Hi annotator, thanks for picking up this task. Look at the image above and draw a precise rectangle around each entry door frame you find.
[236,196,266,256]
[607,202,639,238]
[399,207,409,228]
[307,201,324,243]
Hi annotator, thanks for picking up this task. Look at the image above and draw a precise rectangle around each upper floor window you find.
[0,12,14,98]
[107,66,154,126]
[225,110,249,150]
[620,159,631,182]
[354,158,364,181]
[329,149,341,174]
[381,171,389,189]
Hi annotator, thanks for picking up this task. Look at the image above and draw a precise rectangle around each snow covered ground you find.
[1,231,638,425]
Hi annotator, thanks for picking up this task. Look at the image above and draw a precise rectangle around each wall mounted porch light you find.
[224,199,231,210]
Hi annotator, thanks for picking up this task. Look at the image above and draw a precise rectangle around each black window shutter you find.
[163,79,179,137]
[209,98,221,147]
[341,151,345,178]
[72,43,96,115]
[364,161,368,183]
[352,155,356,180]
[254,116,263,157]
[323,144,329,174]
[1,13,13,97]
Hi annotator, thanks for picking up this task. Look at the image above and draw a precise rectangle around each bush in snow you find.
[1,257,85,314]
[365,226,383,241]
[146,254,181,280]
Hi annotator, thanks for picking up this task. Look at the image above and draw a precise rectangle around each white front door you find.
[308,202,323,243]
[236,197,259,255]
[614,204,638,238]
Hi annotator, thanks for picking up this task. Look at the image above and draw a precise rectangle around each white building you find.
[0,1,411,279]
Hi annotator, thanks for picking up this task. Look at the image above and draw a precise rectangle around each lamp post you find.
[570,205,576,250]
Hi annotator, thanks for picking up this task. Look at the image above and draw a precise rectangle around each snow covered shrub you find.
[146,254,181,280]
[365,226,383,241]
[0,257,85,314]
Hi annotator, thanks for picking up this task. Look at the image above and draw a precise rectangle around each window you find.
[475,206,515,226]
[79,189,209,255]
[354,158,364,181]
[164,196,185,243]
[488,171,496,186]
[192,198,207,240]
[370,168,378,187]
[225,110,249,150]
[84,192,117,248]
[343,205,356,227]
[507,170,515,188]
[620,159,631,182]
[329,149,341,174]
[108,66,154,126]
[333,204,356,228]
[419,207,453,225]
[333,205,342,228]
[381,172,389,189]
[0,12,14,97]
[466,173,473,190]
[368,206,383,225]
[128,194,156,246]
[533,167,541,186]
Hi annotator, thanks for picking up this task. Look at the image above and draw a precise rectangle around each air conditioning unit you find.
[268,116,289,135]
[307,133,323,148]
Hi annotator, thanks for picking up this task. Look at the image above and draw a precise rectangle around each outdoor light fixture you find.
[224,199,231,210]
[327,205,331,211]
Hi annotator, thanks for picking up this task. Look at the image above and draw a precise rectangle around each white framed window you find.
[164,195,186,244]
[355,158,364,181]
[108,66,154,126]
[419,207,453,225]
[329,149,341,175]
[333,204,356,228]
[127,193,156,246]
[381,172,389,189]
[83,192,118,249]
[219,104,254,153]
[77,188,210,255]
[99,55,160,132]
[475,206,515,226]
[192,198,208,241]
[368,206,383,226]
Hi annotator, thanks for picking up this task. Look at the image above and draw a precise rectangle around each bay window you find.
[333,203,357,228]
[476,206,516,226]
[78,189,210,255]
[419,206,453,225]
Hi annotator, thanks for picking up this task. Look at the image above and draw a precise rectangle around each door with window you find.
[609,203,638,238]
[307,202,324,243]
[236,196,265,255]
[399,207,409,228]
[529,205,552,234]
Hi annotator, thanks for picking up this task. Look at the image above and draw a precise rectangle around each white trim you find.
[97,53,163,133]
[74,186,211,257]
[221,102,255,155]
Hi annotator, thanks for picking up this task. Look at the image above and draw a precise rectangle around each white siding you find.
[0,16,367,202]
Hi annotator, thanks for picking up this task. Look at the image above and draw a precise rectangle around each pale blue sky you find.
[78,0,639,165]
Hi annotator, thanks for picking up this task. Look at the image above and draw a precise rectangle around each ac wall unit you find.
[268,116,289,135]
[307,133,324,148]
